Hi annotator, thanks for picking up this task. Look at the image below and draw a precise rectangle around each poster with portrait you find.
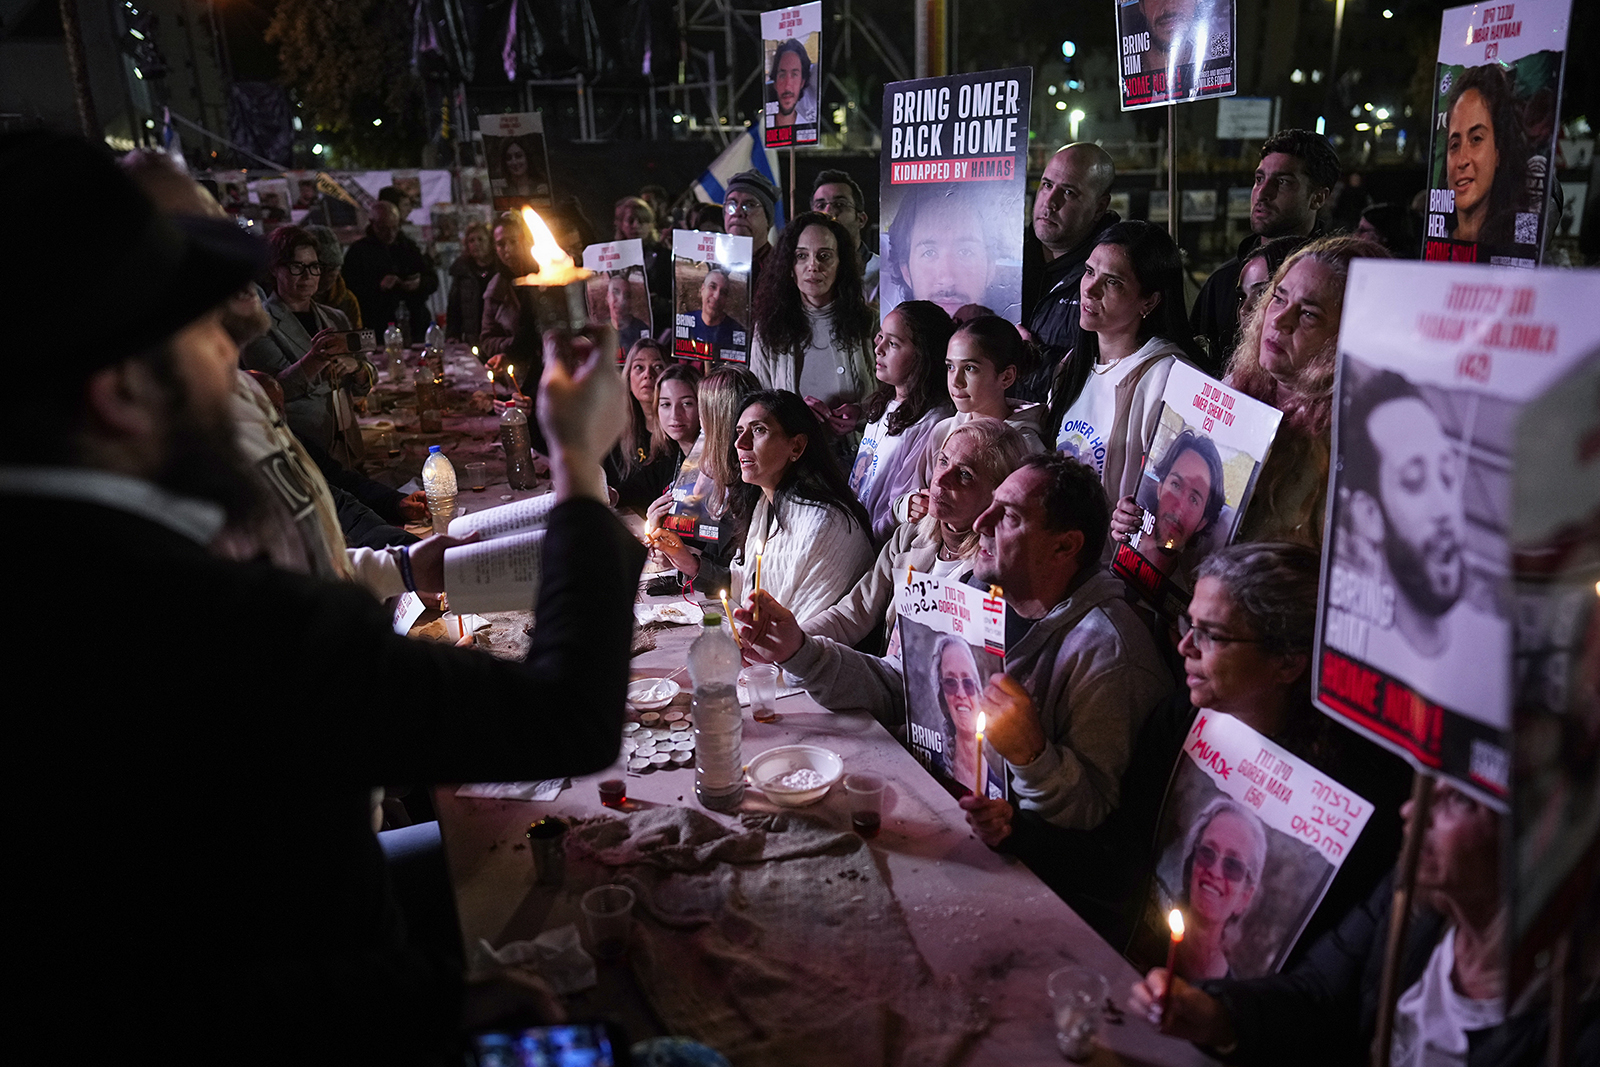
[672,230,753,364]
[1115,0,1237,110]
[760,2,822,148]
[349,169,452,229]
[894,575,1007,799]
[1109,364,1283,618]
[1421,0,1571,267]
[656,438,724,545]
[247,177,292,224]
[459,166,492,206]
[1313,260,1600,805]
[478,112,553,210]
[582,239,653,356]
[1504,348,1600,998]
[1127,712,1375,982]
[879,67,1033,324]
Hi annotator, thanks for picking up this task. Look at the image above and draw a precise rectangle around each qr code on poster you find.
[1513,212,1539,245]
[1208,31,1231,58]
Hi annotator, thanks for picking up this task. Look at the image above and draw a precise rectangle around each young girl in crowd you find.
[729,390,875,625]
[649,363,703,469]
[647,366,762,595]
[1048,220,1204,506]
[900,314,1046,524]
[849,300,955,542]
[749,212,877,459]
[807,417,1031,654]
[605,338,675,512]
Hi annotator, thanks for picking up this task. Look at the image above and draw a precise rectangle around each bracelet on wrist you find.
[396,545,417,593]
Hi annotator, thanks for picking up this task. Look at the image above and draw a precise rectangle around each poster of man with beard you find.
[1314,260,1599,803]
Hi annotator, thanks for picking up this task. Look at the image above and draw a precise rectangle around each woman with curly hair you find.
[1443,63,1528,247]
[849,300,955,541]
[749,211,878,457]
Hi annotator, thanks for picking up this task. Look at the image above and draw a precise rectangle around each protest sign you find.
[1422,0,1571,266]
[479,112,553,209]
[1504,345,1600,997]
[1127,712,1375,981]
[1109,364,1282,618]
[894,574,1007,799]
[879,67,1033,324]
[760,3,822,148]
[349,169,453,228]
[1116,0,1237,110]
[655,438,726,545]
[672,230,753,364]
[1314,260,1600,804]
[583,240,653,355]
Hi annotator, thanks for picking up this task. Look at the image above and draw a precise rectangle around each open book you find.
[440,494,559,614]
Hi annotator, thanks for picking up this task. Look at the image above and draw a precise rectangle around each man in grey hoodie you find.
[739,452,1173,838]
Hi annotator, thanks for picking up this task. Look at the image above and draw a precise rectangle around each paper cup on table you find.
[1047,965,1107,1061]
[580,883,635,961]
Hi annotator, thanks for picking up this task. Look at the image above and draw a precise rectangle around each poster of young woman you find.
[894,575,1007,799]
[1422,0,1571,266]
[672,230,753,364]
[1115,0,1237,110]
[1110,363,1282,618]
[760,2,822,148]
[878,67,1032,324]
[478,112,553,210]
[583,239,653,354]
[1127,712,1374,982]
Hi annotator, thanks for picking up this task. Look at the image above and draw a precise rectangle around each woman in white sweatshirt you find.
[1047,220,1205,505]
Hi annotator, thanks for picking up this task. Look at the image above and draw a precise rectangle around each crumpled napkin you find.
[478,923,597,994]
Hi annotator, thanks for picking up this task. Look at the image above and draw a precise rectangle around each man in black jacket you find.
[1189,129,1337,370]
[343,199,439,336]
[3,131,641,1063]
[1016,142,1117,402]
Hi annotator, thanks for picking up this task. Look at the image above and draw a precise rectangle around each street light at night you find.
[1069,108,1085,140]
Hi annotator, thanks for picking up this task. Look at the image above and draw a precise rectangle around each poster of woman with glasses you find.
[895,574,1007,799]
[1127,712,1375,981]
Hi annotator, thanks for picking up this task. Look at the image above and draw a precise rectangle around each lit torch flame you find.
[516,206,582,284]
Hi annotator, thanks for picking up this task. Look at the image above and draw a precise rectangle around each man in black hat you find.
[724,168,781,291]
[1,132,641,1060]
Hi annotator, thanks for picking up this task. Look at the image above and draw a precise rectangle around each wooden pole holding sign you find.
[1370,770,1434,1067]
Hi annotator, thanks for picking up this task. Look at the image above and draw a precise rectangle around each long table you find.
[435,584,1217,1067]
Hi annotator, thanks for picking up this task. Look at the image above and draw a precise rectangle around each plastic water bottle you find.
[499,404,537,489]
[395,301,411,346]
[688,611,744,811]
[384,321,408,384]
[421,445,456,534]
[424,316,446,385]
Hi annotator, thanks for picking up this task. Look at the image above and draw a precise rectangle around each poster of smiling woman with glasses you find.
[1126,711,1376,982]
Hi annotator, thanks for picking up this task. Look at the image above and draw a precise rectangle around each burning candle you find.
[486,368,496,400]
[752,553,763,624]
[720,590,741,648]
[973,711,987,796]
[515,206,592,334]
[1161,908,1184,1018]
[988,584,1004,600]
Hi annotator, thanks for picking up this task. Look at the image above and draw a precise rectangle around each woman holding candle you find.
[1046,220,1204,506]
[805,417,1031,655]
[848,300,955,542]
[748,212,877,460]
[647,367,762,595]
[728,389,874,625]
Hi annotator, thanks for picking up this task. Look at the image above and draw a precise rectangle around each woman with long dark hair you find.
[729,389,875,624]
[1442,64,1528,247]
[849,300,955,541]
[749,212,878,456]
[1047,220,1203,504]
[603,338,675,513]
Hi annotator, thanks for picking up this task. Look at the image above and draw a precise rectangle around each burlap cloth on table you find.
[566,806,986,1067]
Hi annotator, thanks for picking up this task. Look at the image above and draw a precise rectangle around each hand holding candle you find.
[720,590,741,648]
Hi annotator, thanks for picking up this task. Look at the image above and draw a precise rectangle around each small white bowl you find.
[627,677,680,711]
[748,744,844,807]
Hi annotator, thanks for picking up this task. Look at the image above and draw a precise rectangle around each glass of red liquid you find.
[598,778,627,809]
[844,772,886,838]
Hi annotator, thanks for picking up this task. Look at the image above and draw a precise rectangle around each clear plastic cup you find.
[580,884,635,961]
[1047,965,1107,1061]
[843,772,886,838]
[745,663,780,723]
[465,461,489,491]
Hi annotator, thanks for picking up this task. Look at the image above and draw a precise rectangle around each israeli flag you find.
[690,123,784,226]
